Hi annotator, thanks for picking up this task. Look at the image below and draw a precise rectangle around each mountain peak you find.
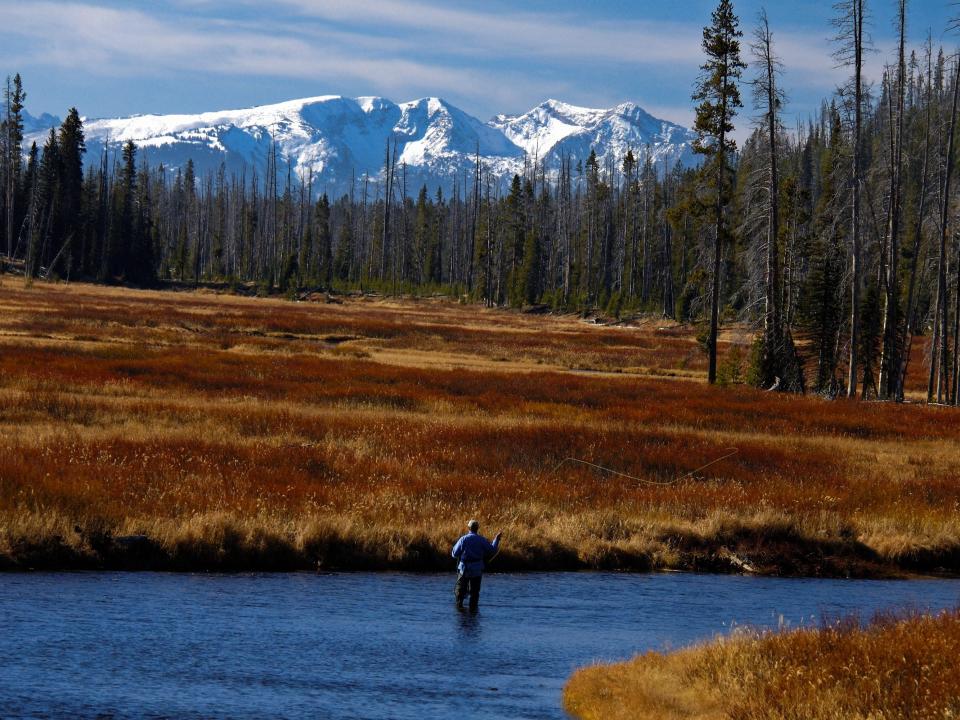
[489,99,696,168]
[400,97,455,117]
[25,95,696,195]
[540,98,584,113]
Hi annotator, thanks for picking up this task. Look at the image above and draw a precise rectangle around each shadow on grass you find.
[3,523,957,577]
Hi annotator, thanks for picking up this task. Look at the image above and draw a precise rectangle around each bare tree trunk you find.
[709,161,724,385]
[662,165,675,318]
[468,148,480,292]
[953,241,960,403]
[932,57,960,403]
[846,0,864,399]
[485,175,493,307]
[4,77,12,263]
[879,0,907,399]
[897,39,933,401]
[380,139,392,284]
[754,10,782,384]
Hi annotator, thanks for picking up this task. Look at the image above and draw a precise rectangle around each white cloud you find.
[0,0,911,128]
[1,1,590,119]
[0,2,479,87]
[195,0,706,65]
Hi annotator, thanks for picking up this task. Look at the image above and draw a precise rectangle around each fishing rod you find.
[551,447,739,486]
[484,448,739,567]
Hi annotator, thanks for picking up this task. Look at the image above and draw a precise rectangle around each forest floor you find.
[1,278,959,574]
[563,608,960,720]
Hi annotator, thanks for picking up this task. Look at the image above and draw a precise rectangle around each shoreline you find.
[4,528,958,578]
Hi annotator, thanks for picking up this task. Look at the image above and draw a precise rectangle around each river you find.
[2,572,959,719]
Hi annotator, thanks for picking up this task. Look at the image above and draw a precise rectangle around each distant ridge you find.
[24,96,697,195]
[22,110,61,135]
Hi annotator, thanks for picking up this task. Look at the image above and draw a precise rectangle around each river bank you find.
[564,608,960,720]
[3,511,957,577]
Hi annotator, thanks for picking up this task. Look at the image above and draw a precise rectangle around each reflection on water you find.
[1,572,959,719]
[456,608,483,639]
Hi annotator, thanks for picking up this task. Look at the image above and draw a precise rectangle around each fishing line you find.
[552,447,739,486]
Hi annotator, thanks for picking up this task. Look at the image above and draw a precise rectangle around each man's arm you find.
[451,536,464,559]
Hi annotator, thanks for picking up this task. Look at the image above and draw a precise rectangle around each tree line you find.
[2,0,960,404]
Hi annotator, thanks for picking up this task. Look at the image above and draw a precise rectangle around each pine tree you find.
[518,221,541,306]
[21,143,38,262]
[108,140,153,283]
[692,0,746,384]
[3,74,26,263]
[171,169,189,281]
[799,109,846,394]
[78,159,101,277]
[414,185,432,284]
[28,129,59,279]
[334,208,353,281]
[583,150,600,304]
[315,193,332,287]
[57,108,85,276]
[622,149,638,296]
[131,157,156,286]
[427,187,445,285]
[505,174,525,307]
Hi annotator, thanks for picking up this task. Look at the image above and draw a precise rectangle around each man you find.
[451,519,502,612]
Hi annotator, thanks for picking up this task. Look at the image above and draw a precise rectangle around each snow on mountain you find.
[490,99,697,173]
[24,96,696,196]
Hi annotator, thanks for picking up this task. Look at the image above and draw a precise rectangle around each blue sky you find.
[0,0,955,139]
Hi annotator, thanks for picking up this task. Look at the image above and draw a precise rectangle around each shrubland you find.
[2,280,959,573]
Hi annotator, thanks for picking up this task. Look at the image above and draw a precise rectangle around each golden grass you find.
[2,279,960,571]
[564,609,960,720]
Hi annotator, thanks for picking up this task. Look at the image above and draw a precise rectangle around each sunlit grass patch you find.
[564,609,960,720]
[1,279,959,572]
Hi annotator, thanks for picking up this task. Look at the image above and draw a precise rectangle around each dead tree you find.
[897,38,934,401]
[929,55,960,403]
[833,0,867,398]
[749,10,801,391]
[879,0,907,399]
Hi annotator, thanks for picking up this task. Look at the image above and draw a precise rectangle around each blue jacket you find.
[451,531,500,577]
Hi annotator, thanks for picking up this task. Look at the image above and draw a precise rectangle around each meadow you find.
[563,609,960,720]
[1,279,959,573]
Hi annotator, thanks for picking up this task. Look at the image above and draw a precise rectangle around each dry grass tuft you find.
[564,609,960,720]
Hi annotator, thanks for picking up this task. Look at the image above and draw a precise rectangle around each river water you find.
[2,572,959,719]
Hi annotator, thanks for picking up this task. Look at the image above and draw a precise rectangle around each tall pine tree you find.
[692,0,746,384]
[3,74,26,263]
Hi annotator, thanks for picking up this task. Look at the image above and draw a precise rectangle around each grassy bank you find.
[2,280,960,573]
[1,509,918,574]
[564,609,960,720]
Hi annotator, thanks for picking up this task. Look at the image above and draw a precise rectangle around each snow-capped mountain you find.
[24,96,697,196]
[490,99,696,172]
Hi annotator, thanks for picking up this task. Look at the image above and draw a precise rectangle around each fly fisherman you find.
[451,519,502,612]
